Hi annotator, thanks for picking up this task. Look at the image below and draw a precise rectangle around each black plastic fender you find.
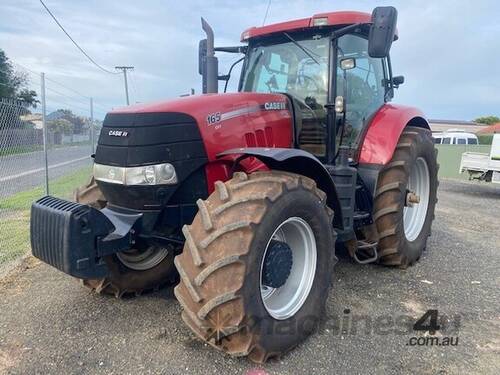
[218,147,344,230]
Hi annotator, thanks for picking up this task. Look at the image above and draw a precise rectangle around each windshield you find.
[241,31,330,104]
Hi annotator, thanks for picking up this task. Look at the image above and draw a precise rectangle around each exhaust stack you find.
[200,17,218,93]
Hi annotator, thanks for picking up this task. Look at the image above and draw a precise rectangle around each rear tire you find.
[374,127,438,268]
[174,171,335,362]
[75,176,178,297]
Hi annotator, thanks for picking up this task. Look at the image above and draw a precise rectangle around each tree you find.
[0,49,39,108]
[48,109,85,133]
[474,116,500,125]
[48,118,73,134]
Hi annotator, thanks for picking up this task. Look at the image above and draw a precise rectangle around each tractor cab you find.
[200,8,399,164]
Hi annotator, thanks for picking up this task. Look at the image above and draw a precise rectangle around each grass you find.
[0,166,92,264]
[0,167,92,211]
[0,144,44,157]
[0,212,31,264]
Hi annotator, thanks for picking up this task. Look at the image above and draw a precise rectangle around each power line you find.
[14,62,92,101]
[44,96,90,113]
[92,102,110,111]
[44,76,89,98]
[0,66,39,85]
[39,0,120,75]
[262,0,272,26]
[45,86,90,106]
[8,61,112,113]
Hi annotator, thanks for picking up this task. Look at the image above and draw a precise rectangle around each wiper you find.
[283,32,320,65]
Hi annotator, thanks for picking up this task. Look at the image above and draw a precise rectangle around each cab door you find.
[335,34,387,154]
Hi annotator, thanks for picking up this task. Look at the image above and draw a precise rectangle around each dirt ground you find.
[0,179,499,375]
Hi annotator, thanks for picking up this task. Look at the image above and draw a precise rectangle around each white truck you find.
[460,133,500,183]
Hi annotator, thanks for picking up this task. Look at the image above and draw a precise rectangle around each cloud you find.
[0,0,499,120]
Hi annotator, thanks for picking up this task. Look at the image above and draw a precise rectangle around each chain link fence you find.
[0,70,108,269]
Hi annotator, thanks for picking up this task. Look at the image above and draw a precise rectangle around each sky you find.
[1,0,499,120]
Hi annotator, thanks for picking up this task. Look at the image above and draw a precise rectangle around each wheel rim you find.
[260,217,317,320]
[403,157,430,242]
[116,246,169,271]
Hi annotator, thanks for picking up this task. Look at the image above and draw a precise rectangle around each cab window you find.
[336,34,386,148]
[241,31,330,157]
[255,53,289,92]
[457,138,466,145]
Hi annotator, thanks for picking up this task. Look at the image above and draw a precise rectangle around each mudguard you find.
[359,104,430,165]
[218,147,344,229]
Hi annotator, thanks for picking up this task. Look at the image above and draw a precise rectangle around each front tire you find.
[174,171,335,362]
[75,176,178,297]
[374,127,438,268]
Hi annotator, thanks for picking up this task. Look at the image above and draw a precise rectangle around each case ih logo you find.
[108,130,129,137]
[264,101,286,110]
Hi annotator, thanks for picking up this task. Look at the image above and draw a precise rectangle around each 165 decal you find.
[206,112,221,125]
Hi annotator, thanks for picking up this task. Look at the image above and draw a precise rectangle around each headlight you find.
[93,163,178,186]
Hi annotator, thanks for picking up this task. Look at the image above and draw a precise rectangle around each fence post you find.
[41,72,49,195]
[90,97,94,154]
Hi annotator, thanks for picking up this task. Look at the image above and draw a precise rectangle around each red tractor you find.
[31,7,438,362]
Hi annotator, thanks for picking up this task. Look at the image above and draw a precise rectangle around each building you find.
[19,113,43,129]
[428,119,488,134]
[476,123,500,134]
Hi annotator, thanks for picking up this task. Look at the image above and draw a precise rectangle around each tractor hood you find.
[94,92,293,210]
[106,92,293,161]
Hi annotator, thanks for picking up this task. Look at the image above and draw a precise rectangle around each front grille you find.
[95,112,207,167]
[94,111,209,210]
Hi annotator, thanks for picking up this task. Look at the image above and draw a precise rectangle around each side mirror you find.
[392,75,404,87]
[198,39,207,75]
[340,58,356,70]
[368,6,397,58]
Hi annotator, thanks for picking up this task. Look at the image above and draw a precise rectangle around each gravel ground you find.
[0,179,499,375]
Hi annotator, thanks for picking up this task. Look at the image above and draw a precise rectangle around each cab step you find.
[353,239,378,264]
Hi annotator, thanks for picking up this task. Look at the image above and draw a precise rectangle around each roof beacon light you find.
[312,17,328,26]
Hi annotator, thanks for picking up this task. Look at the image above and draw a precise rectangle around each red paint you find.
[359,104,429,165]
[241,11,372,41]
[112,93,292,191]
[204,161,231,194]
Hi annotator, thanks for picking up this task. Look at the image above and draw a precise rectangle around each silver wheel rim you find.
[116,246,169,271]
[403,157,430,242]
[260,217,317,320]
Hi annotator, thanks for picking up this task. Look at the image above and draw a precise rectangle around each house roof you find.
[477,123,500,134]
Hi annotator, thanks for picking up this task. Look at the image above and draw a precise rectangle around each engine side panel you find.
[358,104,429,165]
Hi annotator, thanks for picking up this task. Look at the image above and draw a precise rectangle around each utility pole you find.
[115,66,134,105]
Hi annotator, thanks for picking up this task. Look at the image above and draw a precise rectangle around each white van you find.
[433,129,479,145]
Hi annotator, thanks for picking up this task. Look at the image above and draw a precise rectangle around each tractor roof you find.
[241,11,376,42]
